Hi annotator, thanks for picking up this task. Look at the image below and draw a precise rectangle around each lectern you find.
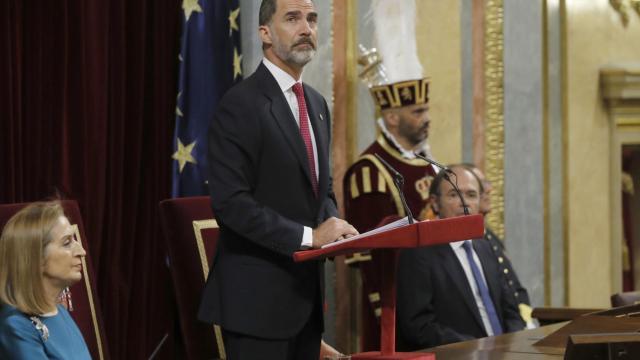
[294,215,485,360]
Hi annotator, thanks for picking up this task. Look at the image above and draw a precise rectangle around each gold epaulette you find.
[519,303,533,324]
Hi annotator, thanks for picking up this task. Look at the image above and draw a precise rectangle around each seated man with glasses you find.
[396,165,525,350]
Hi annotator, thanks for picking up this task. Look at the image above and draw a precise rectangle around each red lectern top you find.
[294,214,485,360]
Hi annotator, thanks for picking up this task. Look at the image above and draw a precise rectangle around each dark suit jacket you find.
[396,238,525,350]
[198,63,338,339]
[485,228,531,306]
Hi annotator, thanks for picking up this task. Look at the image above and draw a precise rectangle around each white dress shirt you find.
[262,58,318,248]
[449,240,495,336]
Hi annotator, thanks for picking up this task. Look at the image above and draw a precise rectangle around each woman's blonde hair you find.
[0,201,65,315]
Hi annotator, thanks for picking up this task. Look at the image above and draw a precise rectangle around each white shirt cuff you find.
[301,226,313,249]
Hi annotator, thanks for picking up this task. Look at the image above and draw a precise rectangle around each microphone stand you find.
[374,154,414,224]
[412,152,470,216]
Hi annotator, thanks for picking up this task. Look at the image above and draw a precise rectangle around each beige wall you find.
[565,0,640,307]
[416,0,462,164]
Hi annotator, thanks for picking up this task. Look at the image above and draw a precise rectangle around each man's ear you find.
[429,194,439,214]
[383,110,400,127]
[259,25,272,45]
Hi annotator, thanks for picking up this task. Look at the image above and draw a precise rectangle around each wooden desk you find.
[421,323,567,359]
[531,307,602,326]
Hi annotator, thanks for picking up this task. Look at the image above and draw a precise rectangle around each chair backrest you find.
[159,196,225,360]
[0,200,109,360]
[611,291,640,308]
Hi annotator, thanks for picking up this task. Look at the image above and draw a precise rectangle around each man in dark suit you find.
[396,165,525,350]
[197,0,358,359]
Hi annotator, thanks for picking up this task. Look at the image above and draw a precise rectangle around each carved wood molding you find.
[610,0,640,27]
[601,66,640,104]
[485,0,505,238]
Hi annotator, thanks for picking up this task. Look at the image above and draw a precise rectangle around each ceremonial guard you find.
[342,0,438,350]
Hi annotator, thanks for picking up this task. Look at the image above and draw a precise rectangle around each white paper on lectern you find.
[321,216,412,249]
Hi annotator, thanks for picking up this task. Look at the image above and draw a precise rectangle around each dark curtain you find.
[1,1,182,358]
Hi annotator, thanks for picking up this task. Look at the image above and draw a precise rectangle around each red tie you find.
[292,82,318,197]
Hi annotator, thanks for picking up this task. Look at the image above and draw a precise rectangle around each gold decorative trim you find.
[368,292,381,303]
[343,252,372,265]
[376,135,427,166]
[362,167,372,193]
[561,0,569,306]
[359,154,405,217]
[600,67,640,103]
[193,219,218,278]
[610,0,640,26]
[542,0,551,307]
[213,324,225,358]
[72,225,104,360]
[611,0,630,26]
[346,0,358,163]
[191,219,226,359]
[374,307,382,318]
[350,173,360,199]
[484,0,505,239]
[377,171,386,193]
[633,0,640,16]
[618,117,640,126]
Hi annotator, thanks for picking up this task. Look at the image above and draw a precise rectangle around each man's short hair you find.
[460,163,485,194]
[428,164,482,197]
[259,0,277,26]
[428,169,449,197]
[259,0,315,26]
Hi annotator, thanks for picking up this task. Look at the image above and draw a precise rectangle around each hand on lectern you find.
[312,217,358,249]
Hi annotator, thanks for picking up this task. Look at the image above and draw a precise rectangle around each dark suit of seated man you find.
[396,165,525,350]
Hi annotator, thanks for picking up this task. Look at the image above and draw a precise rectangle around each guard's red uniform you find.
[343,133,436,351]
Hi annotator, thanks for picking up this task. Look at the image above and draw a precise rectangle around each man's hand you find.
[319,339,344,359]
[312,217,358,249]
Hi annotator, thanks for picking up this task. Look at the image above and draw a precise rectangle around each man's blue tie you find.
[462,240,503,335]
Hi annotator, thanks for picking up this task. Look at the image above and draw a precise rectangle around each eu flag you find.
[172,0,242,197]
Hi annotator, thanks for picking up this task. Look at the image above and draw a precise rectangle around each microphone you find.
[412,152,470,216]
[374,153,414,224]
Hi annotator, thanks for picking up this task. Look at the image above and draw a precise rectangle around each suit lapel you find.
[256,65,315,189]
[438,245,486,332]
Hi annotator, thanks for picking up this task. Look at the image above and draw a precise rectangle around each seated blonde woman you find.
[0,201,91,359]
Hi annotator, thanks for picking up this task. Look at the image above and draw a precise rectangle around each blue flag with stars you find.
[172,0,242,197]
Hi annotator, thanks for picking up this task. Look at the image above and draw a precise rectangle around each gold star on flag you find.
[182,0,202,21]
[172,138,197,173]
[229,8,240,35]
[233,47,243,80]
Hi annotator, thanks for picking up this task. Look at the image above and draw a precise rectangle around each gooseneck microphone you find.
[374,153,414,224]
[412,152,470,216]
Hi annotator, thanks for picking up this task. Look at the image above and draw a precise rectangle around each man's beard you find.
[400,122,429,148]
[272,33,316,66]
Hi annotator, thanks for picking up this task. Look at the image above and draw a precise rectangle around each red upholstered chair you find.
[0,200,110,360]
[159,196,225,360]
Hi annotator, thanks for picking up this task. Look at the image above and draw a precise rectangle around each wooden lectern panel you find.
[565,333,640,360]
[535,304,640,349]
[294,214,484,360]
